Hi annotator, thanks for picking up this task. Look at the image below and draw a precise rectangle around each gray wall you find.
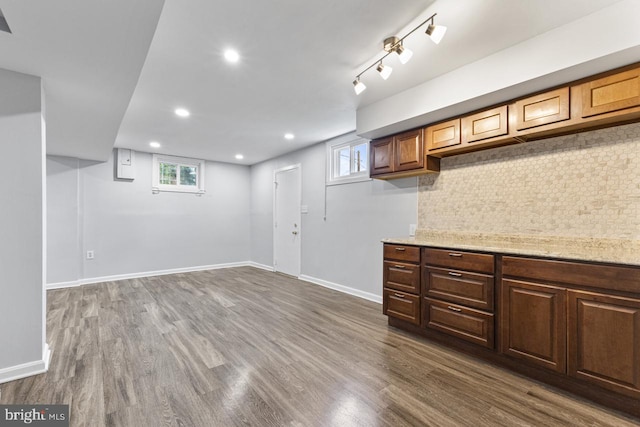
[0,69,45,370]
[47,151,251,284]
[250,132,418,299]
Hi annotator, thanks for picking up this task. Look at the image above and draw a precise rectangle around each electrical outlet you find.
[86,250,94,260]
[409,224,417,236]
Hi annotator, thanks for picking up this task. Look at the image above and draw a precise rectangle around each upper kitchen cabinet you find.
[581,67,640,118]
[514,87,570,131]
[370,137,394,176]
[370,129,440,179]
[371,63,640,168]
[426,119,461,153]
[462,105,509,144]
[394,129,424,172]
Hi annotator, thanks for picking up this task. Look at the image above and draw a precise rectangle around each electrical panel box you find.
[116,148,135,180]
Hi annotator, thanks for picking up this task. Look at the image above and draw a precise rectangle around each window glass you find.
[160,163,177,185]
[180,165,197,186]
[326,138,370,185]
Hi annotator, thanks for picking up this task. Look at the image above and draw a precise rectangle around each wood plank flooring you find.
[1,267,638,426]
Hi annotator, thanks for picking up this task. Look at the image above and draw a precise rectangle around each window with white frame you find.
[326,138,369,185]
[152,154,205,194]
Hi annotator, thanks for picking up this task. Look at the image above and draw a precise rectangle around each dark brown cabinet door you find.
[393,129,424,172]
[501,279,567,373]
[370,137,393,176]
[568,290,640,399]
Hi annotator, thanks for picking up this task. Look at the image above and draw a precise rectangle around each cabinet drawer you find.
[515,87,570,131]
[423,248,494,274]
[423,298,494,348]
[424,267,494,311]
[384,261,420,294]
[582,67,640,118]
[426,119,461,151]
[383,288,420,326]
[384,244,420,263]
[462,105,508,144]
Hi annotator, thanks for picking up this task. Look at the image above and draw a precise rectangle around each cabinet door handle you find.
[448,272,462,277]
[394,265,405,269]
[394,247,406,252]
[447,306,462,312]
[448,252,463,257]
[394,293,405,298]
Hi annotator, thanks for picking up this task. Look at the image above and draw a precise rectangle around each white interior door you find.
[274,165,301,277]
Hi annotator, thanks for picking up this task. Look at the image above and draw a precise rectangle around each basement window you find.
[326,137,370,185]
[152,154,205,194]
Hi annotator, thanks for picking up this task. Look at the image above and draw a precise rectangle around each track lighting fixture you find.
[353,12,446,95]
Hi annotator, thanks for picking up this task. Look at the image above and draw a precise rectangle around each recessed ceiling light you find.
[235,154,244,160]
[174,108,190,117]
[149,141,161,148]
[224,49,240,63]
[284,133,295,140]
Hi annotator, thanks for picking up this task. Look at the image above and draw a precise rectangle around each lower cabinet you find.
[501,279,566,373]
[568,290,640,399]
[383,288,420,325]
[383,245,640,417]
[424,298,494,348]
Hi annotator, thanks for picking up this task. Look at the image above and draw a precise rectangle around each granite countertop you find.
[382,230,640,267]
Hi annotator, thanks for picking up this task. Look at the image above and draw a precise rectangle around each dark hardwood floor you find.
[1,267,638,426]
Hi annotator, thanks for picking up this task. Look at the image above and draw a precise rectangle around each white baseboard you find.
[46,263,379,306]
[246,262,274,272]
[299,274,382,304]
[0,343,50,385]
[46,261,270,290]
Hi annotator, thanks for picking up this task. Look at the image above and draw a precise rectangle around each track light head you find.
[376,62,393,80]
[426,17,447,44]
[383,36,412,65]
[353,78,366,95]
[395,44,413,64]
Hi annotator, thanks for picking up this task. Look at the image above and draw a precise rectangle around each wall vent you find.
[0,8,12,34]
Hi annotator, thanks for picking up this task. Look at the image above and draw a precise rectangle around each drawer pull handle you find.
[448,272,462,277]
[394,265,406,269]
[448,252,463,257]
[394,247,406,252]
[447,306,462,312]
[394,293,405,298]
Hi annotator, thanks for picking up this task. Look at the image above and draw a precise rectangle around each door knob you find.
[292,231,298,235]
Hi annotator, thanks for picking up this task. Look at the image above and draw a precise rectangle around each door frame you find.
[273,163,302,276]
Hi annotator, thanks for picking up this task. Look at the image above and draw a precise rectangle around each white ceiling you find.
[0,0,626,164]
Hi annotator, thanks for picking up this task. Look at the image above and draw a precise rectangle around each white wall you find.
[0,68,46,381]
[251,133,417,301]
[47,151,251,285]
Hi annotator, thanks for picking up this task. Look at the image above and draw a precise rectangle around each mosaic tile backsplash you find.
[417,122,640,240]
